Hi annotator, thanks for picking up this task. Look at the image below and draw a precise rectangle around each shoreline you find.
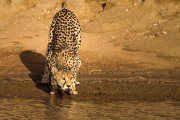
[0,70,179,101]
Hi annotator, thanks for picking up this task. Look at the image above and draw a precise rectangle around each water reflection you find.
[0,98,179,120]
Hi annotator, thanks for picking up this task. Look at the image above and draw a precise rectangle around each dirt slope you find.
[0,0,179,100]
[0,0,179,72]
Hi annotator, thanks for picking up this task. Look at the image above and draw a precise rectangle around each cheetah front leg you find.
[73,56,81,85]
[73,73,80,85]
[68,71,79,95]
[69,83,78,95]
[50,77,58,97]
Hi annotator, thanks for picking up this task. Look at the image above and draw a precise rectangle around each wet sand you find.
[0,69,179,101]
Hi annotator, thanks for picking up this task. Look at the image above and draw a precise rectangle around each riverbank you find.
[0,69,179,101]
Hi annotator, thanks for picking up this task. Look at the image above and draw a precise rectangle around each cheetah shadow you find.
[19,50,50,93]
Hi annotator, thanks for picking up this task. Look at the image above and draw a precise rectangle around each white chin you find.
[62,86,69,91]
[57,83,71,91]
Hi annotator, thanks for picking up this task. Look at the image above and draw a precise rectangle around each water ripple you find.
[0,98,179,120]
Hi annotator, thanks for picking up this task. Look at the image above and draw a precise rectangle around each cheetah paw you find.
[70,91,78,95]
[50,92,56,97]
[75,81,80,85]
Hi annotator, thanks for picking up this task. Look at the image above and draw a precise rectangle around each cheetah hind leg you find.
[41,65,50,84]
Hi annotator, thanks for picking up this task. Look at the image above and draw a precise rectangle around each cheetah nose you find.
[67,85,71,88]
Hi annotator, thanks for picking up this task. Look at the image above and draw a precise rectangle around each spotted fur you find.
[41,8,81,95]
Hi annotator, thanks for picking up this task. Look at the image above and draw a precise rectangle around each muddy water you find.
[0,98,179,120]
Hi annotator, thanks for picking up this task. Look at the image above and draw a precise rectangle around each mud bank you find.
[0,69,179,101]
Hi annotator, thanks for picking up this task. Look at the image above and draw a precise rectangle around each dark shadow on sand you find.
[19,50,50,93]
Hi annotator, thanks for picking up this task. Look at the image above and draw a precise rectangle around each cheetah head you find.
[53,70,75,91]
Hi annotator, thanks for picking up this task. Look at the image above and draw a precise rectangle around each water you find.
[0,98,179,120]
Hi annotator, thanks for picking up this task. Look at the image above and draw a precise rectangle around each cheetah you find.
[41,8,81,95]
